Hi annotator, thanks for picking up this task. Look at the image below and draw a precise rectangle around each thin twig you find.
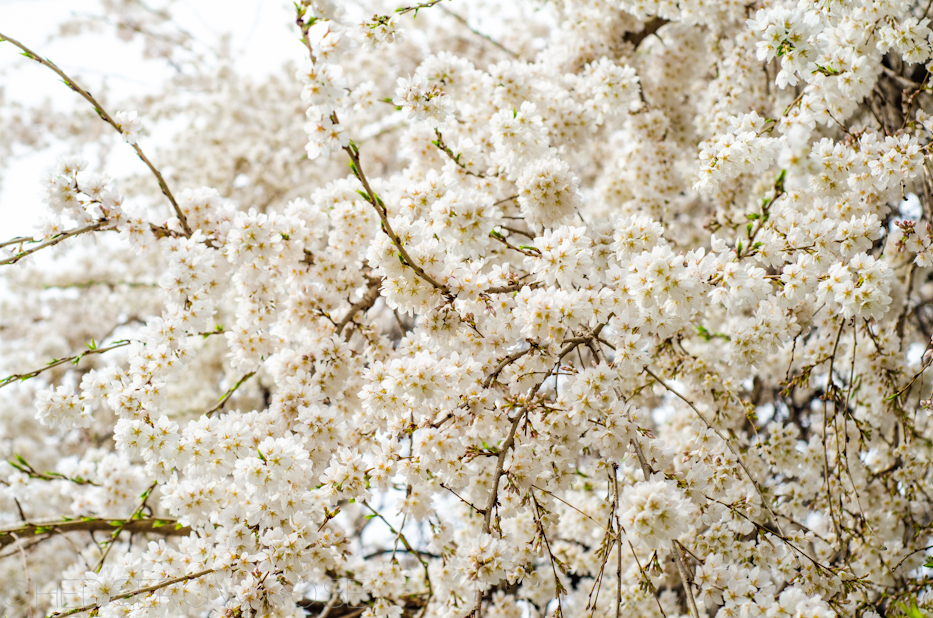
[642,367,789,540]
[0,220,107,266]
[48,567,214,617]
[205,371,256,417]
[0,340,131,389]
[438,6,518,57]
[92,481,158,572]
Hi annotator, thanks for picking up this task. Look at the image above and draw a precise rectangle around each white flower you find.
[517,156,581,229]
[393,74,452,127]
[456,533,515,590]
[304,109,349,159]
[620,475,696,549]
[36,384,92,428]
[527,225,593,288]
[114,110,142,145]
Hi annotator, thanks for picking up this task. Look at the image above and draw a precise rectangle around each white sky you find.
[0,0,297,235]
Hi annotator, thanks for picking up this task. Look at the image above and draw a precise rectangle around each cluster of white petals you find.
[1,0,933,618]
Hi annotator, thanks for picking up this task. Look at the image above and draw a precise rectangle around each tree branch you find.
[0,340,131,389]
[0,516,190,549]
[0,220,108,267]
[0,32,192,237]
[48,567,213,617]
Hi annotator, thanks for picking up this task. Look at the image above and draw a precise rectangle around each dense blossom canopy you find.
[1,1,933,617]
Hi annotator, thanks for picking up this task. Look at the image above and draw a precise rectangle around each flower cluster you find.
[1,0,933,617]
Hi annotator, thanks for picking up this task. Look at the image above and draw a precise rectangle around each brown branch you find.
[484,346,535,388]
[0,236,35,249]
[0,32,192,236]
[0,339,131,389]
[0,517,190,549]
[336,279,382,337]
[483,283,534,294]
[472,408,526,618]
[344,142,448,292]
[0,220,107,266]
[49,567,214,617]
[489,230,538,257]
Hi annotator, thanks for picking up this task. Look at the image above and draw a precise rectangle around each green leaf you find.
[896,599,929,618]
[775,168,787,189]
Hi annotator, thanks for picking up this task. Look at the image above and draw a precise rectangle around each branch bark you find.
[0,220,108,267]
[0,516,191,549]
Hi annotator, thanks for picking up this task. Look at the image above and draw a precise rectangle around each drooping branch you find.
[642,366,789,539]
[437,6,518,58]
